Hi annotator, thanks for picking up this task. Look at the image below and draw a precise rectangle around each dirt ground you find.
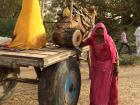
[3,61,140,105]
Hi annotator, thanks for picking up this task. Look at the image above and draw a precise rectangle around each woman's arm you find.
[80,37,93,47]
[113,63,119,76]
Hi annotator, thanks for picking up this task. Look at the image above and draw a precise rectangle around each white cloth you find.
[0,37,11,45]
[134,26,140,56]
[136,36,140,46]
[134,26,140,37]
[134,26,140,47]
[136,37,140,56]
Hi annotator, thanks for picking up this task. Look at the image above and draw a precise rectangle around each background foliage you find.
[0,0,21,37]
[0,0,139,49]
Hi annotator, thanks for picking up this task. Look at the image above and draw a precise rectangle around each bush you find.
[0,18,17,37]
[119,56,135,65]
[119,54,140,66]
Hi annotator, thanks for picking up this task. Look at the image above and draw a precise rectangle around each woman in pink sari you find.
[81,23,119,105]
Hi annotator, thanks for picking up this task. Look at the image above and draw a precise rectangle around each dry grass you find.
[3,62,140,105]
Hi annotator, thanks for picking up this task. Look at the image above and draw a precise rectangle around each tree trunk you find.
[41,0,45,20]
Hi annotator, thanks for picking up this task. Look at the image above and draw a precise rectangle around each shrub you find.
[0,18,16,37]
[119,54,140,66]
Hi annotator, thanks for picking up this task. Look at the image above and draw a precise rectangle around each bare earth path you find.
[3,61,140,105]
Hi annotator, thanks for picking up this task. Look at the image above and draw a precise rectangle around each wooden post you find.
[41,0,45,20]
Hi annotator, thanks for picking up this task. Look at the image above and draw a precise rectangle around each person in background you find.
[118,27,131,55]
[134,25,140,56]
[81,23,119,105]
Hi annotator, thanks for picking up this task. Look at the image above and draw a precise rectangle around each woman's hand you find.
[79,42,86,47]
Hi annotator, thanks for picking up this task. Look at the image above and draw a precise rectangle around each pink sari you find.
[84,23,119,105]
